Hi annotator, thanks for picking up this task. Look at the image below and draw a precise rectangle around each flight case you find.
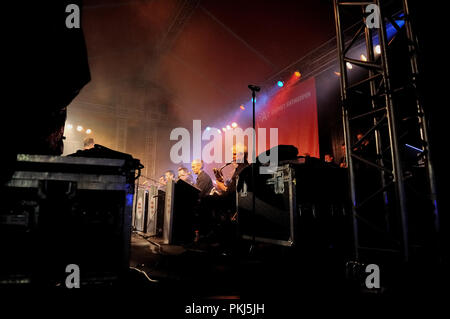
[0,153,140,285]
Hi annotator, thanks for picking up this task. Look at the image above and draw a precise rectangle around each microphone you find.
[248,84,260,92]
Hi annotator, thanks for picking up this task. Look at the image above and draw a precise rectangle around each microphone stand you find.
[248,85,259,253]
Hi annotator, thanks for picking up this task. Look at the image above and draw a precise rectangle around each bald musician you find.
[214,144,249,197]
[191,159,213,198]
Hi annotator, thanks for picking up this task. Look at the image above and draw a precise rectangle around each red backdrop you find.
[256,76,319,157]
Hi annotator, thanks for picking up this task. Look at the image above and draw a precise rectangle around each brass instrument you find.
[213,163,231,183]
[210,163,233,195]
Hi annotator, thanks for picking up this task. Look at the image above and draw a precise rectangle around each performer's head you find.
[177,166,191,180]
[164,170,175,181]
[83,137,95,150]
[191,159,203,175]
[232,144,248,163]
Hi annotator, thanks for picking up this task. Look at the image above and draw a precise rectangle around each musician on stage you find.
[164,170,175,183]
[191,159,213,198]
[214,144,249,198]
[177,166,194,185]
[83,137,95,150]
[204,144,249,253]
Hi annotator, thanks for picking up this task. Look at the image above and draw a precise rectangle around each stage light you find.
[375,45,381,54]
[360,54,367,61]
[405,144,423,153]
[231,122,238,128]
[277,80,284,87]
[86,129,92,134]
[76,125,83,132]
[240,105,245,110]
[206,126,211,131]
[294,71,301,78]
[66,124,73,129]
[217,129,222,134]
[346,62,353,70]
[226,125,231,130]
[222,128,226,132]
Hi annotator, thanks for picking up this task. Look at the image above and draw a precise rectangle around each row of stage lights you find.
[203,70,302,135]
[337,45,382,75]
[343,14,404,73]
[205,122,238,135]
[235,70,302,111]
[66,123,92,134]
[277,70,302,88]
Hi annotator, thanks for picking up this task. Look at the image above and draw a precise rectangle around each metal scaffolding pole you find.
[363,6,390,233]
[333,0,360,260]
[401,0,440,234]
[376,0,409,259]
[333,0,438,262]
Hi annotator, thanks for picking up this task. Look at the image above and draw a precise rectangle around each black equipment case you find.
[0,153,140,286]
[237,158,349,247]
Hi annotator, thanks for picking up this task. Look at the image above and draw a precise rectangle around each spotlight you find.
[86,129,92,134]
[76,125,83,132]
[226,125,231,130]
[66,124,73,129]
[217,129,222,134]
[294,71,301,78]
[346,62,353,70]
[240,105,245,110]
[277,80,284,87]
[206,127,211,131]
[231,122,238,128]
[360,54,367,61]
[375,45,381,54]
[222,128,226,132]
[405,144,423,153]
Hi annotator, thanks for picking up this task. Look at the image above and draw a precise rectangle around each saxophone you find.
[210,163,232,195]
[213,163,232,183]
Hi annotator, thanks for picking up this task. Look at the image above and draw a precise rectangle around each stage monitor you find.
[163,179,200,244]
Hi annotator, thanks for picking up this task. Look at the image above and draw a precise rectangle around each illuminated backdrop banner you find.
[256,76,319,157]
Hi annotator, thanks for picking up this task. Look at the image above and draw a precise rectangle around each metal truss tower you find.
[333,0,439,262]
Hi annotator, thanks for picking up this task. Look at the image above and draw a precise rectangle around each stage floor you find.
[128,232,354,300]
[128,232,448,303]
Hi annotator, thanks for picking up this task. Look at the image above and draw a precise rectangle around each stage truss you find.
[333,0,439,262]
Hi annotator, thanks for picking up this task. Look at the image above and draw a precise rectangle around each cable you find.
[129,266,159,283]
